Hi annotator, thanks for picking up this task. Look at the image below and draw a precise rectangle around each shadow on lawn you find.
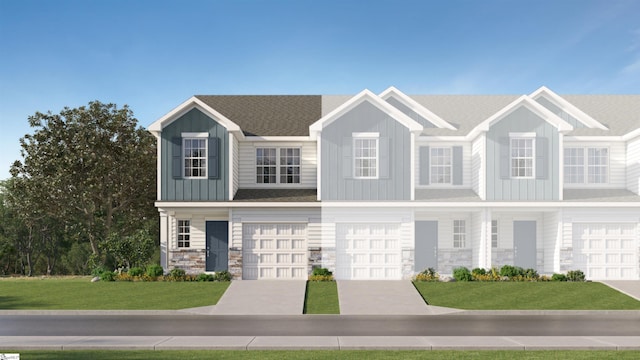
[0,295,48,309]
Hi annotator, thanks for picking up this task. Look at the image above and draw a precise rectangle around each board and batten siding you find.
[232,135,239,197]
[534,97,586,129]
[160,108,228,201]
[238,141,317,188]
[471,134,485,199]
[564,140,626,188]
[320,101,411,200]
[486,106,560,200]
[415,140,471,188]
[627,137,640,194]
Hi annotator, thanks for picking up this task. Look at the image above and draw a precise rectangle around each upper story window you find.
[256,147,301,184]
[430,147,452,184]
[510,133,535,179]
[491,220,498,248]
[177,220,190,248]
[564,147,608,184]
[353,133,379,179]
[453,220,466,248]
[183,133,208,178]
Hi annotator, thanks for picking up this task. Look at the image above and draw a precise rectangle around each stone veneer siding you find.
[168,249,205,274]
[438,249,472,275]
[402,248,414,279]
[228,247,242,280]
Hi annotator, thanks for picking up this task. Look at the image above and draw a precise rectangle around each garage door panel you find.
[336,223,402,280]
[573,223,638,280]
[242,223,308,280]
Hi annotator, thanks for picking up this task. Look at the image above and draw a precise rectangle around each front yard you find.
[413,281,640,310]
[0,277,229,310]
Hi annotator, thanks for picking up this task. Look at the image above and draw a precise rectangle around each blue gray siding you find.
[486,107,559,200]
[535,97,585,129]
[321,101,411,200]
[161,108,228,201]
[385,97,436,128]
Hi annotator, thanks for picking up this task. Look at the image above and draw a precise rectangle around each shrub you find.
[453,267,473,282]
[551,273,567,281]
[567,270,586,282]
[213,270,232,282]
[129,267,144,277]
[196,273,214,282]
[146,264,164,278]
[312,267,333,276]
[169,268,186,280]
[523,268,539,280]
[100,271,116,282]
[472,273,500,281]
[471,268,486,276]
[499,265,524,278]
[309,274,334,281]
[414,268,439,282]
[115,272,133,281]
[91,266,108,277]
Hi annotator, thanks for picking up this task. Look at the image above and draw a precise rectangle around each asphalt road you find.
[2,314,639,336]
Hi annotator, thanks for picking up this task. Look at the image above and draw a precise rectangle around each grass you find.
[413,281,640,310]
[3,350,639,360]
[0,277,229,310]
[304,281,340,314]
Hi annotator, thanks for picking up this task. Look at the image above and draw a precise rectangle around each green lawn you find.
[4,350,639,360]
[413,281,640,310]
[304,281,340,314]
[0,277,229,310]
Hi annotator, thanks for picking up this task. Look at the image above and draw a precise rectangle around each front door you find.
[206,221,228,272]
[415,221,438,271]
[513,220,536,269]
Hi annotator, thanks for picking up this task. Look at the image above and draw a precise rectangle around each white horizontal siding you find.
[627,137,640,194]
[238,141,317,188]
[415,212,472,249]
[415,140,472,188]
[471,135,485,198]
[232,135,239,197]
[542,211,560,273]
[492,212,543,250]
[563,141,626,188]
[231,208,320,249]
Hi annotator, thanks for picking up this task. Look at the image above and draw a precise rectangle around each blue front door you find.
[206,221,228,272]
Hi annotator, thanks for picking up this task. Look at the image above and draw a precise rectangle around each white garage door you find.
[242,224,307,280]
[573,223,638,280]
[336,223,402,280]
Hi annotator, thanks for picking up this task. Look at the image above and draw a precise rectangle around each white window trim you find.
[177,219,191,248]
[352,132,379,180]
[453,219,466,248]
[182,134,208,179]
[509,133,536,179]
[255,147,302,184]
[564,147,610,185]
[430,147,452,185]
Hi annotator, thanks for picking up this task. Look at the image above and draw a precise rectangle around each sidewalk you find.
[1,335,639,350]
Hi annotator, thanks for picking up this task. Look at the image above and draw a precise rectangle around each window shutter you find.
[172,137,182,179]
[535,137,548,180]
[499,137,510,179]
[342,137,352,179]
[419,146,430,185]
[379,137,390,179]
[452,146,463,185]
[208,137,219,179]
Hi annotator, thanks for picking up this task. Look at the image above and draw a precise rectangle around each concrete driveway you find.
[601,281,640,301]
[211,280,307,315]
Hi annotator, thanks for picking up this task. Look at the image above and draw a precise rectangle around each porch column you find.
[479,208,491,269]
[159,211,168,269]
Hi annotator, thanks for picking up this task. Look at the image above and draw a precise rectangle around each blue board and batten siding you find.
[486,107,559,201]
[321,101,411,200]
[161,108,229,201]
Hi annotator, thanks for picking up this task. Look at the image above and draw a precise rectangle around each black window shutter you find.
[342,137,352,179]
[499,137,510,179]
[379,137,390,179]
[419,146,430,185]
[452,146,463,185]
[535,137,548,180]
[208,137,219,179]
[172,137,182,179]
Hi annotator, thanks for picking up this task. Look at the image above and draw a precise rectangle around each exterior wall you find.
[415,140,471,188]
[627,137,640,194]
[471,134,485,199]
[415,212,473,274]
[534,96,586,129]
[542,211,561,273]
[321,101,412,200]
[486,106,560,200]
[160,108,229,201]
[385,96,436,128]
[232,134,239,197]
[490,212,544,271]
[564,140,627,188]
[238,140,317,188]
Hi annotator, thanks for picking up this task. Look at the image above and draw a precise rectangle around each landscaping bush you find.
[196,273,214,282]
[414,267,439,282]
[551,273,567,281]
[91,266,108,277]
[128,267,144,277]
[213,270,232,282]
[169,268,186,280]
[453,267,473,281]
[312,267,333,276]
[471,268,486,276]
[499,265,525,278]
[100,271,116,282]
[146,264,164,278]
[115,272,133,281]
[523,268,539,280]
[567,270,586,282]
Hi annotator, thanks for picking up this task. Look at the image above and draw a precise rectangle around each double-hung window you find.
[430,147,452,184]
[453,220,466,248]
[353,133,379,179]
[183,134,208,178]
[256,147,301,184]
[510,133,535,179]
[177,220,190,248]
[564,147,608,184]
[491,220,498,248]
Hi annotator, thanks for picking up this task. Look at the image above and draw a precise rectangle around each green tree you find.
[9,101,157,266]
[101,228,156,269]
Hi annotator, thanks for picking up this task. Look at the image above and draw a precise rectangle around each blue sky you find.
[1,0,639,180]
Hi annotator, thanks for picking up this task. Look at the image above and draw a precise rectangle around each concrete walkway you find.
[211,280,307,315]
[601,281,640,301]
[337,281,461,315]
[1,335,638,350]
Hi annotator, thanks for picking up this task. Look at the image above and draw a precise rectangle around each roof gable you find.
[530,86,607,130]
[379,86,456,130]
[148,96,242,135]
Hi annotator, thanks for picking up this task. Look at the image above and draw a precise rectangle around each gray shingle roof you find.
[563,189,640,202]
[233,188,318,202]
[415,189,482,202]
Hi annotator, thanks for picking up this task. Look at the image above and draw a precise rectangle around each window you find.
[177,220,190,248]
[353,134,378,179]
[183,138,207,178]
[491,220,498,248]
[430,147,452,184]
[256,147,301,184]
[564,147,608,184]
[453,220,466,248]
[510,135,535,178]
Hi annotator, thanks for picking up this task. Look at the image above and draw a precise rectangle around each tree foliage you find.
[6,101,157,274]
